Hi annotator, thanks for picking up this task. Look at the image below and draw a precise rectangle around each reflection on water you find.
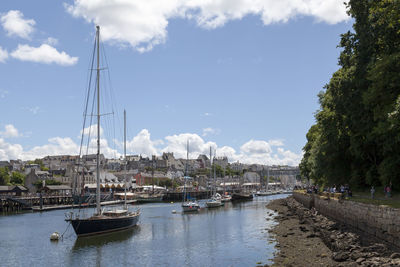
[0,194,288,267]
[72,227,140,250]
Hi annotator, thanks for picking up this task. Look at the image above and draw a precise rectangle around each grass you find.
[347,186,400,208]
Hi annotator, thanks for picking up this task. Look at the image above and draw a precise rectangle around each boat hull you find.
[231,193,254,201]
[66,213,140,236]
[182,203,200,212]
[205,201,224,208]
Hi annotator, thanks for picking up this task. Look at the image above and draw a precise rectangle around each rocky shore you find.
[265,197,400,267]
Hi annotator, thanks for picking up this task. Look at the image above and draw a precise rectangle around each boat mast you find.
[96,25,101,215]
[183,140,189,203]
[124,109,127,209]
[214,149,216,195]
[209,146,212,197]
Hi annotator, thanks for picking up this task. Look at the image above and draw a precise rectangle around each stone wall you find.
[293,192,400,249]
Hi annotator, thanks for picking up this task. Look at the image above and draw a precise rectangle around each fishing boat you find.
[65,26,140,236]
[182,141,200,212]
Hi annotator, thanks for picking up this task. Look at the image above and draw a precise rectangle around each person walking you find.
[371,186,375,199]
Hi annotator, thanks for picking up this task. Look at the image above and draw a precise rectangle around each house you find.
[24,169,53,193]
[42,185,72,195]
[0,185,28,196]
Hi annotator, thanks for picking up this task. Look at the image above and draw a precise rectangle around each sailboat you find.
[182,141,200,212]
[206,148,224,208]
[221,165,232,202]
[65,26,140,236]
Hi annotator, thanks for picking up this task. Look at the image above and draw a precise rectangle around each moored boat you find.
[231,192,254,201]
[65,26,140,236]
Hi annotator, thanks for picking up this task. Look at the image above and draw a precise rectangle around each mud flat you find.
[265,197,400,267]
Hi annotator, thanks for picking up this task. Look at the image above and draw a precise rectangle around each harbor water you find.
[0,194,288,267]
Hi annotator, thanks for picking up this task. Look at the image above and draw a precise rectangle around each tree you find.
[10,172,25,185]
[0,167,10,185]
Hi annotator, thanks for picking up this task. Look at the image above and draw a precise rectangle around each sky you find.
[0,0,352,166]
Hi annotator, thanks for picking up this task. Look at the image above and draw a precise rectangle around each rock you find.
[299,226,309,232]
[390,253,400,259]
[356,257,365,264]
[332,252,349,262]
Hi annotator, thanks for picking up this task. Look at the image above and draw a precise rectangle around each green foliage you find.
[0,167,10,185]
[301,0,400,190]
[10,171,25,185]
[33,179,62,190]
[28,159,48,171]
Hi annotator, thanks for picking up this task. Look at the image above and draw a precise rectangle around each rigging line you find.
[101,41,123,159]
[101,41,123,145]
[85,73,97,158]
[75,36,97,195]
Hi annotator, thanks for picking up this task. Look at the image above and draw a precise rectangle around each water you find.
[0,194,288,267]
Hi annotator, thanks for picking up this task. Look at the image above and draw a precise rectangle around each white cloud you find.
[10,44,78,66]
[240,139,272,155]
[162,133,217,159]
[125,129,161,157]
[44,37,59,46]
[0,126,302,165]
[80,124,104,138]
[269,139,284,147]
[65,0,349,52]
[202,127,220,137]
[0,138,24,161]
[0,124,20,138]
[0,46,8,63]
[1,10,35,39]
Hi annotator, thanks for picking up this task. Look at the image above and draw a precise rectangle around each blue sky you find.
[0,0,352,165]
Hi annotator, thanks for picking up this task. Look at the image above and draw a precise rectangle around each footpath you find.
[265,197,400,267]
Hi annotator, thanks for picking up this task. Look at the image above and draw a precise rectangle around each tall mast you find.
[214,149,216,195]
[96,25,101,215]
[124,109,127,209]
[209,147,212,196]
[183,140,189,203]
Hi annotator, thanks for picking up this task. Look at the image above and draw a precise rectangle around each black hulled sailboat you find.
[66,26,140,237]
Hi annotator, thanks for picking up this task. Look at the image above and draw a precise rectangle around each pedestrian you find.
[370,186,375,199]
[387,185,392,198]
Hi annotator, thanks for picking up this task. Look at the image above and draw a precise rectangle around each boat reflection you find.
[72,226,141,250]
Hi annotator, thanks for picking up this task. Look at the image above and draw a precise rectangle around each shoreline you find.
[265,196,400,266]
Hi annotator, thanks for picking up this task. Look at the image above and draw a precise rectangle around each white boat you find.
[205,197,223,208]
[221,194,232,202]
[182,141,200,212]
[205,149,224,208]
[182,201,200,212]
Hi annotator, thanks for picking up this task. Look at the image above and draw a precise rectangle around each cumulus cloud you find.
[124,129,161,157]
[1,10,35,39]
[202,127,220,137]
[44,37,59,46]
[240,140,272,155]
[0,124,20,138]
[65,0,349,52]
[10,44,78,66]
[80,124,104,138]
[269,139,284,147]
[0,46,8,63]
[162,133,217,159]
[0,125,302,165]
